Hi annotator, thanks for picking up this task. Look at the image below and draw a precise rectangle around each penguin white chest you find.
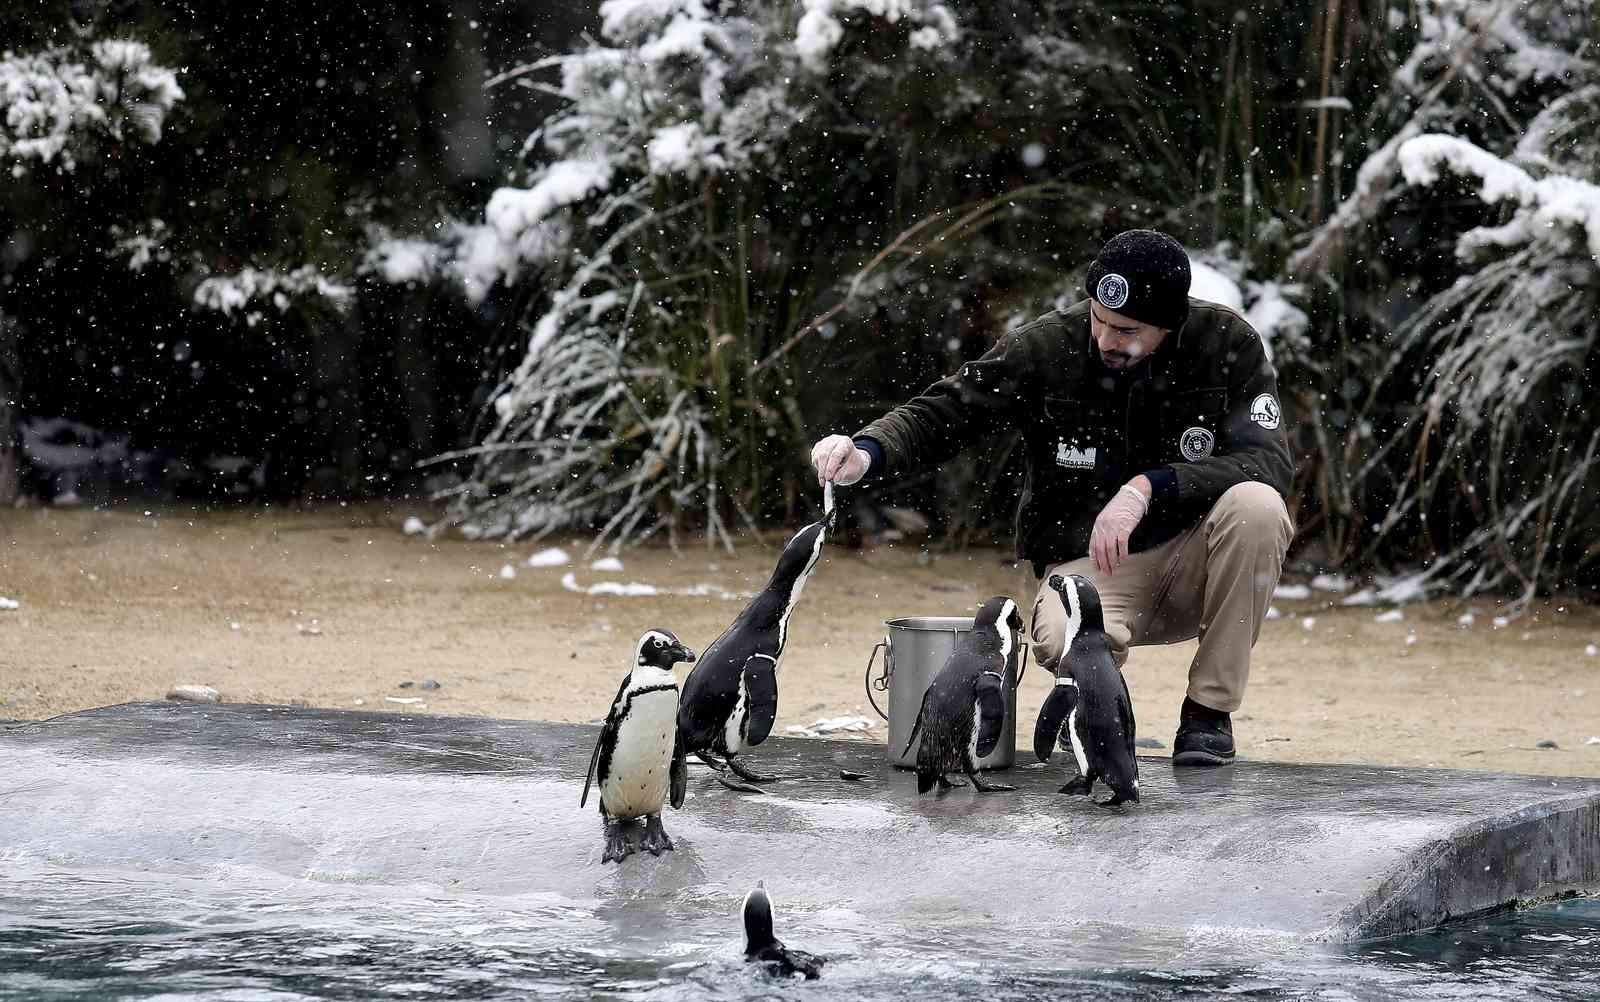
[722,675,749,755]
[601,685,677,819]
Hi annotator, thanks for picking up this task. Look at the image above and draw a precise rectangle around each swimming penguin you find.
[1033,574,1139,806]
[581,629,697,862]
[902,595,1024,795]
[742,882,824,980]
[676,503,835,793]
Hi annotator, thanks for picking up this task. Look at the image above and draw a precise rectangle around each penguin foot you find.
[694,752,728,772]
[717,774,768,795]
[972,777,1017,793]
[602,823,636,864]
[726,758,784,784]
[1059,776,1093,797]
[642,815,675,855]
[935,774,968,794]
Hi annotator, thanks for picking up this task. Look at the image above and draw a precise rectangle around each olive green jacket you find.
[855,298,1294,572]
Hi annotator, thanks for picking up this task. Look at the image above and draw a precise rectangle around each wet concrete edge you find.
[1338,792,1600,941]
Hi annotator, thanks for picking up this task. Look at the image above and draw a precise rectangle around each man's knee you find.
[1030,585,1066,672]
[1209,481,1294,544]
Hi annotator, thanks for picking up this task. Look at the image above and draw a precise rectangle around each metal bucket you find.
[865,616,1029,770]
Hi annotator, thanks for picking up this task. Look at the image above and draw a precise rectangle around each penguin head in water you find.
[1047,574,1105,640]
[741,881,776,954]
[742,881,825,979]
[634,629,697,669]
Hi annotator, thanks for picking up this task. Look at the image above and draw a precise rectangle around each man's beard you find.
[1100,350,1134,369]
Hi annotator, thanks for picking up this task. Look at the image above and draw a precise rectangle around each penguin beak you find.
[672,643,697,664]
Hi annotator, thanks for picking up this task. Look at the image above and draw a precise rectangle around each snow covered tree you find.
[1292,0,1599,599]
[0,36,183,503]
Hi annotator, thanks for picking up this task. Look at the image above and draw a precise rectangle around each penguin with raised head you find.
[902,595,1024,795]
[742,882,824,980]
[676,499,835,793]
[581,629,698,862]
[1033,574,1139,806]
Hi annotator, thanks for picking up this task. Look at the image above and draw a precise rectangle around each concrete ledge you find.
[3,702,1597,945]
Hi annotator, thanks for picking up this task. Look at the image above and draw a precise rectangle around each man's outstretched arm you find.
[812,325,1038,484]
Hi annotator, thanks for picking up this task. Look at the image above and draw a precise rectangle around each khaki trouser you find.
[1029,482,1295,713]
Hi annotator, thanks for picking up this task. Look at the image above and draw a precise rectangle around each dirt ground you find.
[2,503,1598,777]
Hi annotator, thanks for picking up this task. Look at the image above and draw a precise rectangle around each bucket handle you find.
[866,635,1031,721]
[865,638,890,720]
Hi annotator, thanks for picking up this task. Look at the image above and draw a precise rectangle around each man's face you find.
[1089,301,1170,371]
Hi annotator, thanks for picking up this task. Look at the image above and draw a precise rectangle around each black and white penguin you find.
[676,504,835,793]
[742,882,824,980]
[902,595,1024,795]
[581,629,697,862]
[1033,574,1139,806]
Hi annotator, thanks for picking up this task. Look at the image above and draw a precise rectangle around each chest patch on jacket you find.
[1180,427,1215,461]
[1056,443,1097,470]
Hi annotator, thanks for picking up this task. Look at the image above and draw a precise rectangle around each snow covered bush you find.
[1294,0,1600,598]
[0,39,183,172]
[444,0,1108,547]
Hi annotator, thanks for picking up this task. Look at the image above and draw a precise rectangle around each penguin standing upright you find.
[1033,574,1139,806]
[581,629,697,862]
[742,882,824,979]
[903,596,1024,795]
[676,502,835,793]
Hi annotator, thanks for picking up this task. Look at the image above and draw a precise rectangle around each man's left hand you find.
[1090,479,1151,576]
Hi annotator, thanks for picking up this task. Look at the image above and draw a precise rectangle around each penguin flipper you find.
[669,733,688,810]
[901,690,930,760]
[741,655,780,746]
[1033,678,1079,762]
[973,671,1008,758]
[581,674,631,808]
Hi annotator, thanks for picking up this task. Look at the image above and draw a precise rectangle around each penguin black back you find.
[903,596,1022,795]
[742,883,823,980]
[677,510,834,761]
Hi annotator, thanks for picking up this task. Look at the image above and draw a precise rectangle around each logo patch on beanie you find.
[1250,394,1281,430]
[1180,427,1215,461]
[1095,273,1130,310]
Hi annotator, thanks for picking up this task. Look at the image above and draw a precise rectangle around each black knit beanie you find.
[1083,229,1192,331]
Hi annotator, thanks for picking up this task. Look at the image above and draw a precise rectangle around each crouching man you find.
[812,229,1295,765]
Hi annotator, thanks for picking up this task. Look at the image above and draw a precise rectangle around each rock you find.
[498,564,517,580]
[167,685,219,704]
[1135,737,1165,749]
[526,547,570,568]
[1374,609,1405,624]
[1536,739,1559,750]
[0,597,19,611]
[1272,584,1311,601]
[401,516,427,536]
[398,681,415,689]
[589,556,624,572]
[419,679,441,691]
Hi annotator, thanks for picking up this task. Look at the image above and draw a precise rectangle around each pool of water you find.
[4,860,1598,1002]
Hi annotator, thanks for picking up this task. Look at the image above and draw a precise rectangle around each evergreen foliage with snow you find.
[0,39,182,172]
[1294,0,1599,600]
